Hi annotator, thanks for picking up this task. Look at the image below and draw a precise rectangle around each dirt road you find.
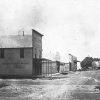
[0,71,100,100]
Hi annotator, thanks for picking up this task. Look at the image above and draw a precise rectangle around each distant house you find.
[69,54,77,71]
[92,61,100,70]
[0,29,43,78]
[59,62,69,74]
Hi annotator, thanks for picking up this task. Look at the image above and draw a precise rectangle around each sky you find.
[0,0,100,62]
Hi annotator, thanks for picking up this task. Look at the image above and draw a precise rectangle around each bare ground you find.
[0,71,100,100]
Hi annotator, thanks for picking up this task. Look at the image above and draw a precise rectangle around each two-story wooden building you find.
[0,29,43,78]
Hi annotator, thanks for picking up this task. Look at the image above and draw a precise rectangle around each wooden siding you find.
[0,48,32,77]
[42,61,59,76]
[32,30,42,59]
[60,63,69,73]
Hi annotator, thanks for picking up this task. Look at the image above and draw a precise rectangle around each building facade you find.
[92,61,100,70]
[42,60,60,76]
[69,54,77,71]
[0,29,43,78]
[60,63,70,74]
[32,29,43,59]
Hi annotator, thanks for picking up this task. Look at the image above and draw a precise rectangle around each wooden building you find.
[69,54,77,71]
[59,62,69,74]
[92,61,100,70]
[0,29,43,78]
[42,59,60,76]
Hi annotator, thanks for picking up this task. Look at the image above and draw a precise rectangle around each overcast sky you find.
[0,0,100,62]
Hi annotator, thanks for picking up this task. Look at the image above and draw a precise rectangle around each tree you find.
[81,57,93,70]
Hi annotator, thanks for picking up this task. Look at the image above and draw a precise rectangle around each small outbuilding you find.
[92,61,100,70]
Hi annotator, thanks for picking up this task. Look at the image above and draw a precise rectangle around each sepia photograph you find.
[0,0,100,100]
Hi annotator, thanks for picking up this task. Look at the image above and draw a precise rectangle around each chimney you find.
[18,28,25,36]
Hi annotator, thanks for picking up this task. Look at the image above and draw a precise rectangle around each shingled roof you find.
[0,35,32,48]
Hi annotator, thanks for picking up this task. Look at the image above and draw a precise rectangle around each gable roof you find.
[32,29,44,36]
[0,35,32,48]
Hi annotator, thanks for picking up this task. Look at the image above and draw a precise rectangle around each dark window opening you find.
[35,48,37,58]
[0,48,4,58]
[20,48,24,58]
[35,54,37,58]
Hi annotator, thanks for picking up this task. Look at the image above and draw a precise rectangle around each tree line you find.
[81,57,100,70]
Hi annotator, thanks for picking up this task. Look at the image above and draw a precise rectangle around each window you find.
[0,48,4,58]
[35,48,37,58]
[20,48,24,58]
[35,54,37,58]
